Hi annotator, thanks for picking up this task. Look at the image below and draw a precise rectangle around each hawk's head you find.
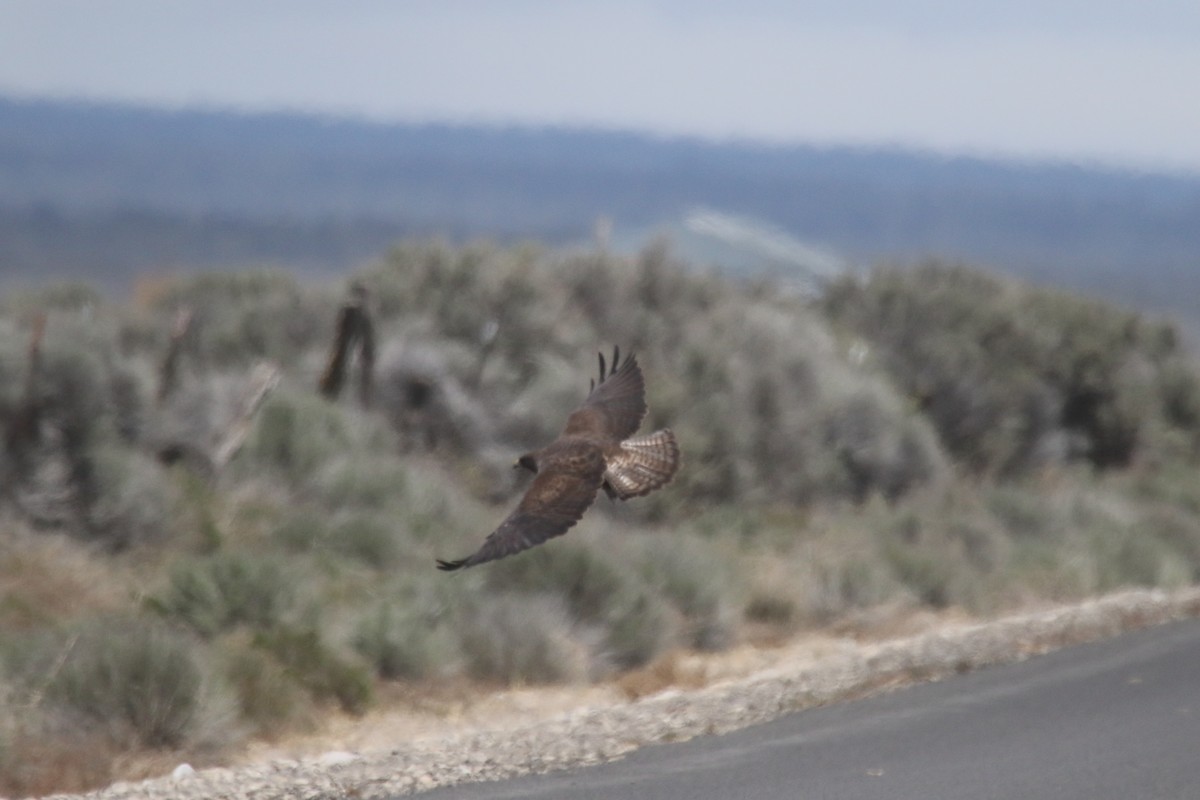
[514,454,538,473]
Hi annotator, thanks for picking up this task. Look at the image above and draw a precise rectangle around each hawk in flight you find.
[437,347,679,571]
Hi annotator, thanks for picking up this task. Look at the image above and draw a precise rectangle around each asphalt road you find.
[418,618,1200,800]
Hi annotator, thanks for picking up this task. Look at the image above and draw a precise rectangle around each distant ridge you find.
[2,94,1200,329]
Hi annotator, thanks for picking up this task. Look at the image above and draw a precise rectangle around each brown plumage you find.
[437,347,680,571]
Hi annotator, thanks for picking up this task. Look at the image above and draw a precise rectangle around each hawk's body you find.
[437,348,679,571]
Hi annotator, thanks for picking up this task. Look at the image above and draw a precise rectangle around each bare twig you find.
[212,361,281,472]
[23,632,79,711]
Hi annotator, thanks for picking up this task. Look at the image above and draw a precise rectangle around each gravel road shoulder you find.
[36,587,1200,800]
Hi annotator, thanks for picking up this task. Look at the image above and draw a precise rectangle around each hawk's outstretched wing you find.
[562,346,646,442]
[436,445,606,571]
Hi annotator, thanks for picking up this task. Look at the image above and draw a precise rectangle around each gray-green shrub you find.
[41,619,228,749]
[150,552,293,637]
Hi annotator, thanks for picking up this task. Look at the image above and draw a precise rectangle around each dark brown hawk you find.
[437,347,679,571]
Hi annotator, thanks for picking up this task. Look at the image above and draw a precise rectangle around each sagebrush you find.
[2,247,1200,795]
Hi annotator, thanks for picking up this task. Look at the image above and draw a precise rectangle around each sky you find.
[2,1,1199,173]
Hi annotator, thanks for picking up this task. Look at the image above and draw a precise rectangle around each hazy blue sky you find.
[3,1,1199,172]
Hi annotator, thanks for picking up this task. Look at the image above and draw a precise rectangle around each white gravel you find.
[33,587,1200,800]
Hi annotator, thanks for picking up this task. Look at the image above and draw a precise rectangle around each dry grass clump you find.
[252,624,374,715]
[482,535,677,672]
[459,594,593,685]
[40,620,228,750]
[0,616,236,796]
[628,533,740,651]
[0,528,128,630]
[217,638,315,737]
[0,698,123,798]
[352,600,458,682]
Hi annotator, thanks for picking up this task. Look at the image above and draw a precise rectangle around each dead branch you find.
[4,312,47,458]
[156,306,194,405]
[212,361,281,472]
[318,283,376,408]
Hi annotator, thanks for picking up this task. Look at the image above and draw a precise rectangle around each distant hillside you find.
[0,206,413,292]
[2,96,1199,325]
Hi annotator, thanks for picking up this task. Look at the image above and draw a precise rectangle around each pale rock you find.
[171,763,196,780]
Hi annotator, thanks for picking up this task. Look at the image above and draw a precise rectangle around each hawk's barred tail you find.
[603,428,680,500]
